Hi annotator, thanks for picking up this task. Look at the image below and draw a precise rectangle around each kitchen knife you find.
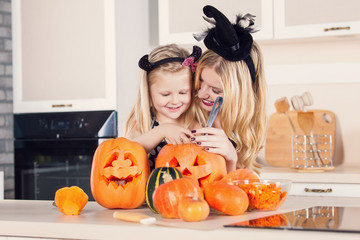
[206,96,223,128]
[113,211,156,225]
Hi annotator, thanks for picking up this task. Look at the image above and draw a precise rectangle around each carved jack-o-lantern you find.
[155,144,227,188]
[90,137,150,209]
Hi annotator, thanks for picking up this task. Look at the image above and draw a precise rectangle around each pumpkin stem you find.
[192,195,199,201]
[162,172,174,184]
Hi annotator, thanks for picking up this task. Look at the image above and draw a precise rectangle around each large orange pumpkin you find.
[155,143,227,188]
[204,181,249,216]
[90,137,150,209]
[153,178,203,219]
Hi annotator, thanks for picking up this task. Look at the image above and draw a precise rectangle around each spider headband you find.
[138,46,202,73]
[193,5,258,83]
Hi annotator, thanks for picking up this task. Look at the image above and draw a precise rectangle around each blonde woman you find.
[124,44,201,169]
[190,6,267,174]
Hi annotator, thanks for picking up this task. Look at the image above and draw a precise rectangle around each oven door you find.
[14,138,102,200]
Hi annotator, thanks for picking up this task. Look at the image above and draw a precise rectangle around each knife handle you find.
[113,211,156,225]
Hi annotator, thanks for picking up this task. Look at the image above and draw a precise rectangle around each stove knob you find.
[74,118,84,128]
[38,119,49,129]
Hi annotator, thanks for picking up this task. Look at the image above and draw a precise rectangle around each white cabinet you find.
[156,0,360,45]
[290,183,360,197]
[156,0,273,45]
[12,0,117,113]
[273,0,360,39]
[260,166,360,197]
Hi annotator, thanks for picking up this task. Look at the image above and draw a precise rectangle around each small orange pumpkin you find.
[204,181,249,216]
[153,178,203,219]
[55,186,88,215]
[221,168,259,183]
[90,137,150,209]
[155,143,227,188]
[178,196,210,222]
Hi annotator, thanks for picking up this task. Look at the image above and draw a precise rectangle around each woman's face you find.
[197,66,224,112]
[150,68,192,123]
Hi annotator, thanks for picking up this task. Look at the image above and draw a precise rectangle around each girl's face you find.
[150,68,191,123]
[197,66,224,112]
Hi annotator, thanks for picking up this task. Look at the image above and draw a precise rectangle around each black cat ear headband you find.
[193,5,258,83]
[138,46,202,73]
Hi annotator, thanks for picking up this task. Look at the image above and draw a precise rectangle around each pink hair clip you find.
[182,56,197,73]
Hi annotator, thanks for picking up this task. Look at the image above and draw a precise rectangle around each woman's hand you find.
[190,127,237,172]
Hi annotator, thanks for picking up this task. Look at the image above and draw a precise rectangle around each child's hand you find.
[160,123,193,145]
[190,127,237,172]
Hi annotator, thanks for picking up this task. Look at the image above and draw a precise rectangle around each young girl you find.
[124,44,201,169]
[190,6,267,174]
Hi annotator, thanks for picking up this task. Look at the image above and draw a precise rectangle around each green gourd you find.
[145,167,182,213]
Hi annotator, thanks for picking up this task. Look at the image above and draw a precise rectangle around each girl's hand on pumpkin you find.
[190,127,237,172]
[160,124,193,145]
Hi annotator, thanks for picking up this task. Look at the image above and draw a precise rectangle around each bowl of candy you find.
[232,179,291,211]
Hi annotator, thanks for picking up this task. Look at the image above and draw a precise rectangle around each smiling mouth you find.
[201,99,214,107]
[167,105,183,111]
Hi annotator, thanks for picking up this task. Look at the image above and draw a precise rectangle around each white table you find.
[0,196,360,240]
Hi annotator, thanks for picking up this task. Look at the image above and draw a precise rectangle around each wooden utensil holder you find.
[292,134,333,170]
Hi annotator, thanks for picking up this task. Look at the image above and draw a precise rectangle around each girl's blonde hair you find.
[124,44,195,136]
[193,42,267,173]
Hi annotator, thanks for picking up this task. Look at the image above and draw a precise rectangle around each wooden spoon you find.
[297,111,324,166]
[274,97,297,134]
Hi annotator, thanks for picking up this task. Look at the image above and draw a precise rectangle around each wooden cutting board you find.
[265,110,336,167]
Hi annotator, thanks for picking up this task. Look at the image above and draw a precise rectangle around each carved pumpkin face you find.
[155,144,227,188]
[90,137,150,209]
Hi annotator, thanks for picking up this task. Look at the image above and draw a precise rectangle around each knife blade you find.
[206,96,223,128]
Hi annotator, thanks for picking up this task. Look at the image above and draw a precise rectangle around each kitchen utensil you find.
[265,110,335,167]
[291,95,304,111]
[297,111,314,136]
[274,97,297,134]
[297,111,325,166]
[113,211,156,225]
[291,91,313,111]
[206,96,223,128]
[296,111,325,166]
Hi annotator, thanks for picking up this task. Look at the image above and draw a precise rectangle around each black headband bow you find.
[138,46,202,73]
[194,5,258,83]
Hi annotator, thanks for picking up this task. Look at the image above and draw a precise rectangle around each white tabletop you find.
[0,196,360,240]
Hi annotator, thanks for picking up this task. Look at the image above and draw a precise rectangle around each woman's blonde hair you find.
[124,44,195,136]
[193,41,267,173]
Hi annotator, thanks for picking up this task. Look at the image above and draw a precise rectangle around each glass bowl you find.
[232,179,291,211]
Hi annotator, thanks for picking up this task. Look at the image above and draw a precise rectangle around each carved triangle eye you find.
[104,151,119,168]
[168,157,180,167]
[182,168,192,176]
[193,156,206,166]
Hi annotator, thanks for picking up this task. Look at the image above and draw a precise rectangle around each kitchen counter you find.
[260,165,360,197]
[1,196,360,240]
[260,165,360,184]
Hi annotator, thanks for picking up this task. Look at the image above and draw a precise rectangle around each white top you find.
[0,196,360,240]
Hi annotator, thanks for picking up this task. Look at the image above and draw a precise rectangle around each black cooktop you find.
[224,206,360,233]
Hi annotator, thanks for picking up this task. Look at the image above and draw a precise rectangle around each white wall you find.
[115,2,360,167]
[115,1,154,136]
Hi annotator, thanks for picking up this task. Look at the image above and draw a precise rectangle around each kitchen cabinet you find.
[155,0,360,45]
[12,0,117,113]
[273,0,360,39]
[156,0,273,45]
[261,166,360,197]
